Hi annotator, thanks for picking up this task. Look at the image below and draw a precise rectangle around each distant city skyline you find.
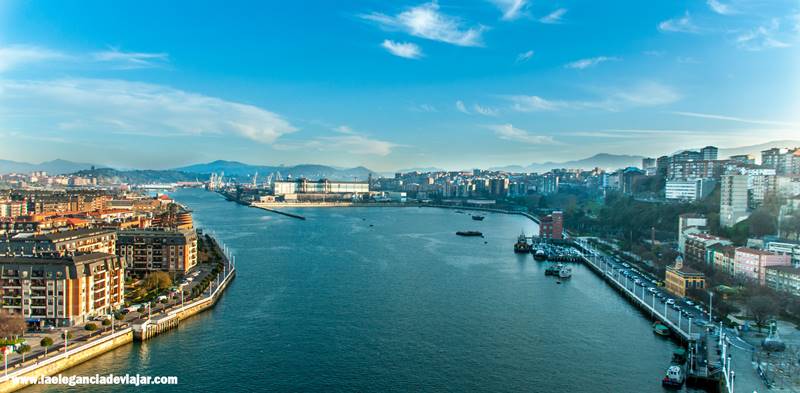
[1,0,798,171]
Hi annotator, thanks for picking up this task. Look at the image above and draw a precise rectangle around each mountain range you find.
[174,160,373,181]
[3,140,798,179]
[0,159,97,175]
[490,153,645,173]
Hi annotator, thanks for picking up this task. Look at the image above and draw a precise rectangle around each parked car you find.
[685,300,694,306]
[666,299,676,305]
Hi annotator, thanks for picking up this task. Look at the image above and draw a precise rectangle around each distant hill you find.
[71,168,202,184]
[491,153,645,173]
[174,160,374,181]
[717,140,800,162]
[0,159,97,175]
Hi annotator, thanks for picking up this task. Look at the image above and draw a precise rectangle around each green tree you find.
[143,272,173,291]
[748,208,777,237]
[16,344,30,362]
[40,337,53,356]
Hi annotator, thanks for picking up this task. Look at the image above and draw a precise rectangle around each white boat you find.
[661,365,684,389]
[558,266,572,279]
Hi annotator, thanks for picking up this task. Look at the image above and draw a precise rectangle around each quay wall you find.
[0,235,235,391]
[0,329,134,393]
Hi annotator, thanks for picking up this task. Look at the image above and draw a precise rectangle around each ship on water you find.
[471,215,485,221]
[558,265,572,279]
[514,233,532,253]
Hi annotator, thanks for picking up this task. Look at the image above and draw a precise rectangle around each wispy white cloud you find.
[0,79,297,144]
[455,100,470,114]
[0,45,66,72]
[658,12,699,33]
[643,50,666,57]
[507,82,681,112]
[380,39,423,59]
[671,111,799,127]
[473,103,498,116]
[564,56,619,69]
[735,19,791,50]
[91,47,169,69]
[487,124,556,144]
[410,103,437,112]
[489,0,528,21]
[276,126,397,156]
[360,2,486,47]
[539,8,567,24]
[506,95,564,112]
[515,50,534,63]
[707,0,734,15]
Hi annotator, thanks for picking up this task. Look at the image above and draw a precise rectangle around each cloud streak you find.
[507,82,681,112]
[707,0,734,15]
[0,45,66,72]
[564,56,619,69]
[671,111,800,127]
[539,8,567,24]
[0,79,297,144]
[381,40,423,59]
[361,2,486,47]
[658,12,699,33]
[487,124,556,144]
[490,0,528,21]
[515,50,534,63]
[91,48,169,69]
[276,126,397,156]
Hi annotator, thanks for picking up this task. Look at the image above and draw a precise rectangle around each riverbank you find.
[0,235,236,393]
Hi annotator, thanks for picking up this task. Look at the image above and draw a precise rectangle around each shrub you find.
[102,319,112,326]
[62,331,73,340]
[85,323,97,331]
[40,337,53,347]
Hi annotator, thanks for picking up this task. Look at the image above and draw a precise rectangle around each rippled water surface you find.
[35,188,679,392]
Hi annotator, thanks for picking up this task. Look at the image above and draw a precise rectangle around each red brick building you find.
[539,211,563,240]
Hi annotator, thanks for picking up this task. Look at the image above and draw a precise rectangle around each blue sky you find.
[0,0,798,171]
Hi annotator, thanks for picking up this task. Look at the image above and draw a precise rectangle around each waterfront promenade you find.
[572,237,765,393]
[0,235,236,392]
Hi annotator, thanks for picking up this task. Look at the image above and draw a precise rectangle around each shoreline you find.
[0,235,236,393]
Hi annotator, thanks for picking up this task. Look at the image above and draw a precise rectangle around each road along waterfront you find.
[29,188,685,392]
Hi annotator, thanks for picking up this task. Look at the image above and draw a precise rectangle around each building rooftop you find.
[736,247,779,256]
[766,266,800,275]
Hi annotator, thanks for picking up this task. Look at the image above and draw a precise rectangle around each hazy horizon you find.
[1,0,798,171]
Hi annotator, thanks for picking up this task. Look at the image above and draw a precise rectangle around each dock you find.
[249,203,307,220]
[572,238,738,393]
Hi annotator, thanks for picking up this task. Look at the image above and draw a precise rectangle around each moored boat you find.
[533,249,547,261]
[545,263,563,276]
[471,215,485,221]
[514,233,532,253]
[661,365,684,389]
[456,231,483,237]
[653,321,670,337]
[558,266,572,279]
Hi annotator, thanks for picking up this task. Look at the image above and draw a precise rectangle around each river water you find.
[35,188,681,392]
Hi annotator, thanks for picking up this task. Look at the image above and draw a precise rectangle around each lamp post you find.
[709,292,714,321]
[64,329,68,358]
[688,318,693,336]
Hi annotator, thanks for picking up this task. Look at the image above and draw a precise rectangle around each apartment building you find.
[0,253,125,326]
[0,228,117,256]
[733,247,792,286]
[117,229,198,277]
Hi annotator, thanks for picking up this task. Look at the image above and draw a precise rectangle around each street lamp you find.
[709,292,714,321]
[64,329,68,358]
